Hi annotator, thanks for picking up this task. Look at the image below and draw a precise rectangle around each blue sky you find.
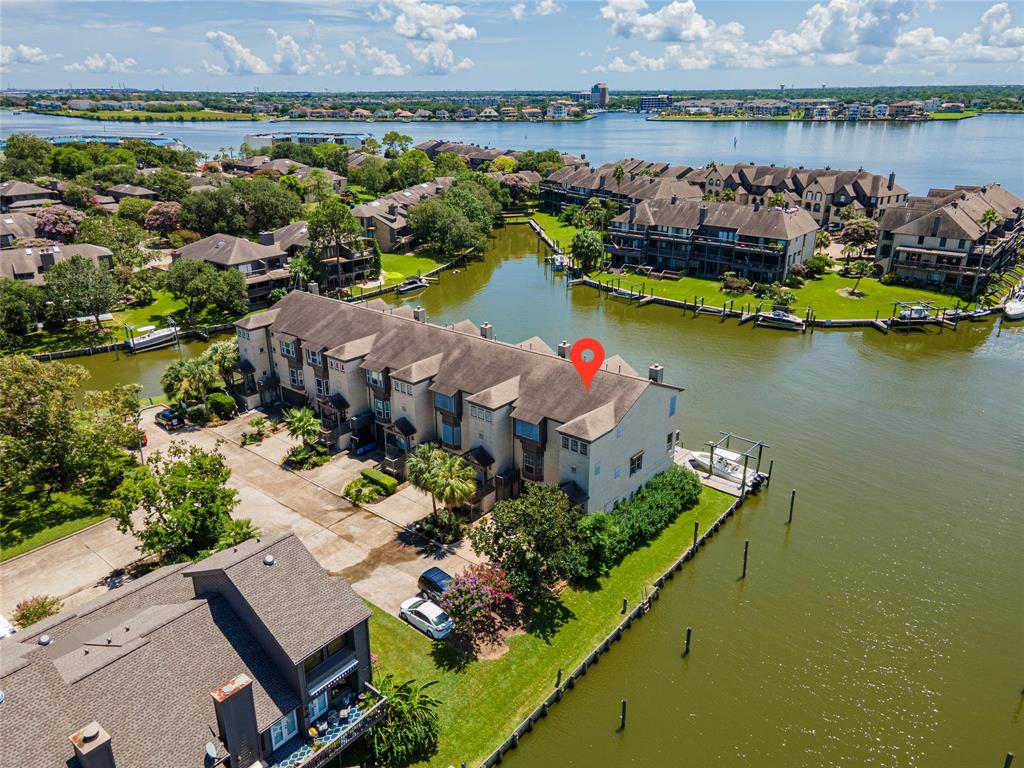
[1,1,1022,91]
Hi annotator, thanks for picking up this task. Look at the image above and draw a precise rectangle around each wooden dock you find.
[673,447,743,497]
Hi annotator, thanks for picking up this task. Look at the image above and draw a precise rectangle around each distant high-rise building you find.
[591,82,609,108]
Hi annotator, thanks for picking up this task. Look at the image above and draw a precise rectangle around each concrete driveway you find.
[2,406,483,620]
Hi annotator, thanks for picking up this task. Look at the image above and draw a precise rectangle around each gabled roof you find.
[174,233,286,266]
[0,179,53,198]
[0,211,37,243]
[616,198,818,241]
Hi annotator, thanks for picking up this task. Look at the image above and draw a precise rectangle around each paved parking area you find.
[0,407,483,619]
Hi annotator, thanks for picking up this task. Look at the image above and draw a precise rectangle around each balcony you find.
[892,258,987,276]
[269,684,386,768]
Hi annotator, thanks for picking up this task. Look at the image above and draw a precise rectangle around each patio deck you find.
[269,690,387,768]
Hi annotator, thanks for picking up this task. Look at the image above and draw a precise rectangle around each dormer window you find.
[306,349,322,366]
[366,370,385,387]
[280,340,295,357]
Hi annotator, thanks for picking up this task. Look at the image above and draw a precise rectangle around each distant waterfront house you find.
[351,108,373,120]
[350,178,454,252]
[0,211,38,247]
[521,107,543,120]
[1,242,113,285]
[889,101,918,118]
[455,107,478,121]
[66,99,96,111]
[173,233,291,305]
[373,109,393,119]
[0,180,58,213]
[546,101,573,119]
[607,198,817,283]
[939,102,965,113]
[394,109,414,120]
[875,184,1024,295]
[234,291,682,514]
[500,107,518,119]
[434,109,451,119]
[414,109,432,120]
[479,108,500,121]
[0,533,378,768]
[746,99,791,117]
[105,183,159,202]
[873,103,890,118]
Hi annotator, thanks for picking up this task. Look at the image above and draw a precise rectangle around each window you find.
[514,419,541,441]
[271,711,298,750]
[326,635,348,656]
[237,329,250,341]
[366,370,384,387]
[667,432,674,451]
[306,349,322,366]
[374,398,390,421]
[522,450,542,479]
[669,395,677,417]
[469,405,493,422]
[917,235,925,245]
[630,451,644,476]
[289,368,304,388]
[328,359,344,372]
[280,340,295,357]
[561,437,588,455]
[308,692,328,722]
[441,422,461,447]
[434,392,455,412]
[939,238,947,248]
[315,377,329,397]
[303,652,321,673]
[957,239,965,249]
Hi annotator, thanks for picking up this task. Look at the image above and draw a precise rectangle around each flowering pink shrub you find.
[35,206,85,243]
[144,201,183,235]
[438,563,513,638]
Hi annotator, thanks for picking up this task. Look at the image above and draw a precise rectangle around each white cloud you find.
[1,43,52,69]
[886,1,1024,65]
[64,52,138,73]
[376,0,475,73]
[511,3,526,21]
[511,0,564,21]
[205,30,271,75]
[148,26,168,34]
[267,27,326,75]
[600,0,715,41]
[338,38,411,76]
[201,60,227,77]
[175,66,194,75]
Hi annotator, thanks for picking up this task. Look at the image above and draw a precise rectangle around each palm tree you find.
[162,357,217,405]
[431,451,477,520]
[847,259,874,295]
[721,187,736,202]
[284,406,322,449]
[815,230,832,252]
[841,242,861,262]
[767,192,787,208]
[406,442,444,517]
[612,162,625,195]
[370,673,441,765]
[202,340,239,387]
[217,518,261,549]
[980,207,1001,247]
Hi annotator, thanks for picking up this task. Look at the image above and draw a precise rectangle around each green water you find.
[62,224,1023,765]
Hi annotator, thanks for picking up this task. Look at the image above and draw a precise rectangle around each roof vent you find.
[205,743,217,759]
[38,634,51,646]
[82,723,101,743]
[263,554,276,566]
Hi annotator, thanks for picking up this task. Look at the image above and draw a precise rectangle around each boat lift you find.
[706,432,771,496]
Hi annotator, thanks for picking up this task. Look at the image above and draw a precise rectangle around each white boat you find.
[948,307,993,322]
[395,276,429,294]
[125,325,177,353]
[757,310,805,330]
[691,449,762,488]
[611,287,638,299]
[898,305,931,320]
[1004,300,1024,321]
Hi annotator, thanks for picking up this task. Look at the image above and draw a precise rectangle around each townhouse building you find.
[875,183,1024,295]
[105,183,158,202]
[269,221,375,293]
[173,234,291,306]
[0,179,59,212]
[607,198,817,283]
[234,292,682,514]
[540,160,700,213]
[415,140,584,169]
[351,177,453,252]
[0,211,37,247]
[1,242,113,285]
[0,533,378,768]
[746,99,791,117]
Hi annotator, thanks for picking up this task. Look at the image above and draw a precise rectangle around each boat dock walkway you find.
[673,447,743,497]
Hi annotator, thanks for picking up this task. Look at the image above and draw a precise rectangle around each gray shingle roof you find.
[615,198,818,241]
[174,233,286,266]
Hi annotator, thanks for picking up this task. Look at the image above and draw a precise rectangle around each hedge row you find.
[361,467,398,496]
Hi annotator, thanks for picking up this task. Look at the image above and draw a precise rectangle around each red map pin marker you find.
[570,338,605,391]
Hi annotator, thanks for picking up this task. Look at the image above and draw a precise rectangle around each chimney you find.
[258,231,274,246]
[887,171,895,190]
[753,200,761,212]
[699,206,708,225]
[480,322,494,340]
[598,175,606,189]
[307,281,319,296]
[388,203,398,216]
[628,203,636,223]
[211,674,260,768]
[50,180,60,191]
[557,340,570,358]
[671,194,678,205]
[413,305,426,322]
[648,364,664,383]
[70,722,116,768]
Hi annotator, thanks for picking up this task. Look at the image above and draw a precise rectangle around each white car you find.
[399,597,454,639]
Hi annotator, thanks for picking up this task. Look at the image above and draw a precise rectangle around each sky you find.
[1,0,1022,91]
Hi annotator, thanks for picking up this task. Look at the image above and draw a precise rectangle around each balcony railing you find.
[270,684,386,768]
[892,258,990,276]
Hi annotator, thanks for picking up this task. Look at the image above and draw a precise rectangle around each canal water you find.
[69,337,216,402]
[2,111,1022,194]
[48,213,1022,764]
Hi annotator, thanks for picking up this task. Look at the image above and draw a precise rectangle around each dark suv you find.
[417,567,453,602]
[154,408,184,431]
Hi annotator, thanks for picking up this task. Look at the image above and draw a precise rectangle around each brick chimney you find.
[648,364,664,383]
[413,306,426,322]
[210,674,260,768]
[480,322,494,340]
[258,231,274,246]
[887,171,895,191]
[70,721,116,768]
[628,203,636,223]
[698,206,708,225]
[557,340,570,358]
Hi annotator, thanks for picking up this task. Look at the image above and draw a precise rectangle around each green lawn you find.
[380,252,444,287]
[37,109,262,121]
[591,271,961,320]
[927,111,978,120]
[0,511,108,562]
[346,184,378,203]
[532,211,579,252]
[371,486,734,768]
[12,289,247,355]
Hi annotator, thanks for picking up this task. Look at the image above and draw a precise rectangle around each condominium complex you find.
[234,291,682,515]
[875,184,1024,294]
[607,198,817,283]
[0,534,377,768]
[351,177,454,252]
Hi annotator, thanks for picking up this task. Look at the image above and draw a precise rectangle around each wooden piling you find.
[621,597,628,614]
[693,520,699,550]
[619,699,627,730]
[556,668,562,688]
[765,459,774,487]
[684,626,692,656]
[1004,752,1014,768]
[741,540,749,579]
[788,489,795,524]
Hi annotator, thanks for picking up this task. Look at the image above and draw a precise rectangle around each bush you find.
[207,392,236,419]
[343,477,384,505]
[575,466,703,580]
[805,254,832,277]
[167,229,201,249]
[362,467,398,496]
[185,403,209,425]
[285,444,330,469]
[784,274,805,289]
[12,595,62,628]
[720,272,751,293]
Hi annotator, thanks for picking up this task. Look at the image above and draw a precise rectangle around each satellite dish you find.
[205,742,217,759]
